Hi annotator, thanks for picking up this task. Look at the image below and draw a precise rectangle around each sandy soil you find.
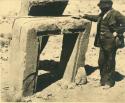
[0,0,125,102]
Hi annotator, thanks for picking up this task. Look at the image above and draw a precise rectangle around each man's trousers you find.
[98,36,117,87]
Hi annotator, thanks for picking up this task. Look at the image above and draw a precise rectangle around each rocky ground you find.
[0,0,125,102]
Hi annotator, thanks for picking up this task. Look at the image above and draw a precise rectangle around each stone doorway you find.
[9,17,91,101]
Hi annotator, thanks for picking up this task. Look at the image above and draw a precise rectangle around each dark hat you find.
[98,0,113,6]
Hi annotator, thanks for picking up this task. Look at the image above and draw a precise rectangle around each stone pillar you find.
[19,0,29,16]
[62,22,92,83]
[9,26,39,101]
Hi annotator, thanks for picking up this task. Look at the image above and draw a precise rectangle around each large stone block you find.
[20,0,69,16]
[8,16,91,101]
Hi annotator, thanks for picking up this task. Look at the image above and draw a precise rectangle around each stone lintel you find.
[13,17,88,36]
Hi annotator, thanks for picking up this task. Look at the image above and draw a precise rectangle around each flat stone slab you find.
[20,0,68,16]
[13,16,88,34]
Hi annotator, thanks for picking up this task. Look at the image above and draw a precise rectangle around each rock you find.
[68,83,76,89]
[75,67,87,85]
[0,41,5,48]
[0,37,10,46]
[1,56,8,61]
[22,97,32,102]
[57,80,69,90]
[36,92,53,100]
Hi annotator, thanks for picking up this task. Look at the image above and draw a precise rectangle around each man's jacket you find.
[84,9,125,48]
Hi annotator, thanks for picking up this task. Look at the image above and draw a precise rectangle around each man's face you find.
[98,2,112,12]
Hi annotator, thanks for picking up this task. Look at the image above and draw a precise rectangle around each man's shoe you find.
[102,81,115,89]
[100,81,105,86]
[108,80,115,87]
[102,84,111,89]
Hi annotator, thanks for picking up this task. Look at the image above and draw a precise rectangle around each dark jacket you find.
[84,9,125,48]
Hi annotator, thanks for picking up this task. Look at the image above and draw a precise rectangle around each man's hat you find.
[98,0,113,6]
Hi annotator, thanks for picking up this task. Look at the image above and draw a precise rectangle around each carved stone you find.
[8,17,91,101]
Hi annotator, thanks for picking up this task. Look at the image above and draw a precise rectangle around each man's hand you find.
[71,14,89,19]
[71,15,82,19]
[82,14,89,19]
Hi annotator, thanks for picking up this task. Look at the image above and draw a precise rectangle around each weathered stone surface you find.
[9,24,39,101]
[75,67,87,85]
[8,17,91,101]
[20,0,68,16]
[12,17,87,35]
[62,22,91,83]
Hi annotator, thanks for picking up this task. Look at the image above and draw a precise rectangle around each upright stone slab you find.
[61,22,91,83]
[8,17,90,101]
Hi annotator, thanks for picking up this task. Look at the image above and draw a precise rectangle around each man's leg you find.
[99,37,117,87]
[105,48,117,87]
[98,48,108,86]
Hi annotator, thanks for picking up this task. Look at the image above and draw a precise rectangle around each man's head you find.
[97,0,113,12]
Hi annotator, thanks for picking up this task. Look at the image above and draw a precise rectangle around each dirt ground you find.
[0,0,125,102]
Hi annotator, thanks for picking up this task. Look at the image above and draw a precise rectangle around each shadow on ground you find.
[36,60,61,92]
[114,71,125,82]
[36,64,98,92]
[84,65,98,76]
[36,63,125,92]
[85,64,125,82]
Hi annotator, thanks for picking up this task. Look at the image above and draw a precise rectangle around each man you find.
[78,0,125,88]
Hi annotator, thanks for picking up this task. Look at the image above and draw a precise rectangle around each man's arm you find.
[72,14,99,22]
[82,14,99,22]
[115,11,125,34]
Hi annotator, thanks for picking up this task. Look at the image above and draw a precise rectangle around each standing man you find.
[81,0,125,88]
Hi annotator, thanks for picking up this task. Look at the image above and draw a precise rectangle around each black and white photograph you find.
[0,0,125,102]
